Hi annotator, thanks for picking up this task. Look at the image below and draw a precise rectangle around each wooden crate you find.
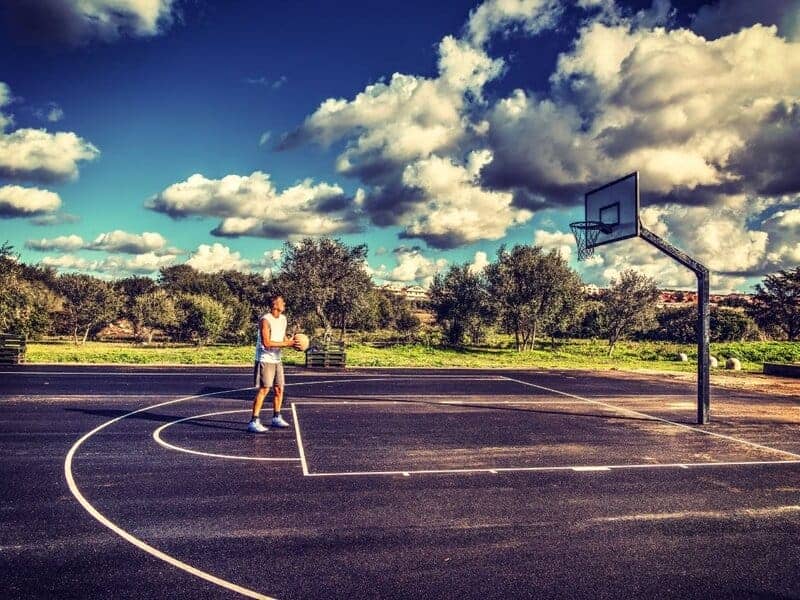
[305,340,346,369]
[0,333,26,365]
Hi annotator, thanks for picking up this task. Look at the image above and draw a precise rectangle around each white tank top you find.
[255,313,287,364]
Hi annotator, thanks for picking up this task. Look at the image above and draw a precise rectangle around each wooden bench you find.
[305,339,346,369]
[763,362,800,378]
[0,333,26,365]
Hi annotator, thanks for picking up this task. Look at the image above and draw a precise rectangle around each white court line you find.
[501,376,800,460]
[6,370,507,378]
[152,409,301,462]
[64,377,387,599]
[290,400,800,478]
[304,459,800,478]
[290,399,586,406]
[5,370,256,376]
[291,403,309,476]
[291,400,401,405]
[64,386,273,600]
[437,400,588,405]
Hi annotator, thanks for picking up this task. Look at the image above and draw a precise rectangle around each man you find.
[248,295,298,433]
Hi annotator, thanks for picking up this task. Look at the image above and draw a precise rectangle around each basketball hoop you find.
[570,221,613,261]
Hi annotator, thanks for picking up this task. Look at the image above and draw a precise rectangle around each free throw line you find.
[153,409,301,462]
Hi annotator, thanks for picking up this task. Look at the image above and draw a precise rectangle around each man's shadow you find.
[64,386,258,431]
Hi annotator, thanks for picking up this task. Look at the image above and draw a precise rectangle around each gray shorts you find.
[254,361,285,389]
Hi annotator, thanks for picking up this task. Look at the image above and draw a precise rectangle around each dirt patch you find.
[629,368,800,399]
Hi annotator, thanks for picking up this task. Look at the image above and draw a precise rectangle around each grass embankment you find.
[25,339,800,373]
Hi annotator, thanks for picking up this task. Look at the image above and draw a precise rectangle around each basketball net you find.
[570,221,604,261]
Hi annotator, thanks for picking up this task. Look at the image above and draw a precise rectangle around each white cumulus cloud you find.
[26,234,85,251]
[399,151,532,248]
[0,185,61,217]
[382,246,448,288]
[533,229,574,260]
[147,171,361,239]
[0,83,98,184]
[185,243,251,273]
[3,0,180,44]
[26,230,180,255]
[40,251,178,277]
[466,0,562,46]
[0,127,99,183]
[87,230,179,254]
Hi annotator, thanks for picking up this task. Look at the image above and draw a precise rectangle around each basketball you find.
[293,333,310,351]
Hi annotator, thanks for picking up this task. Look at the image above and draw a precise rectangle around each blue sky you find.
[1,0,798,292]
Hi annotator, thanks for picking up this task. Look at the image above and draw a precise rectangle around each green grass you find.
[25,339,799,373]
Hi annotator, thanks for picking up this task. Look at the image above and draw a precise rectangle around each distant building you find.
[404,285,428,301]
[659,290,754,307]
[380,283,429,302]
[381,283,405,295]
[659,290,696,304]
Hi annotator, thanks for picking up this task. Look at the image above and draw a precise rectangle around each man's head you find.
[270,295,285,315]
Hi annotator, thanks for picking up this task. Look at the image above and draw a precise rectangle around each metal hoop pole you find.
[640,225,710,424]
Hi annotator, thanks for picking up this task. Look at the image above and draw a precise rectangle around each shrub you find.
[176,294,230,345]
[652,306,760,343]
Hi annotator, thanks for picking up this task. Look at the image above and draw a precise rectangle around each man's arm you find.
[260,319,293,349]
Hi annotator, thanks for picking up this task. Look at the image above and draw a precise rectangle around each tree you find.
[747,268,800,341]
[176,294,230,345]
[395,308,421,341]
[485,245,584,351]
[55,274,123,344]
[429,264,492,346]
[0,276,61,339]
[115,276,157,338]
[344,287,383,332]
[599,270,660,355]
[115,276,157,303]
[274,238,372,340]
[132,290,178,343]
[219,270,271,322]
[653,306,760,343]
[222,298,253,344]
[327,267,374,339]
[0,244,61,339]
[158,264,230,300]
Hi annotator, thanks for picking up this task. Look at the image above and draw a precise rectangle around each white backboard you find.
[585,171,639,248]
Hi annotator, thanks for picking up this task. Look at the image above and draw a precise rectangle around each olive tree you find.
[599,270,660,355]
[274,238,372,340]
[56,274,123,344]
[485,245,584,351]
[132,289,179,343]
[428,264,492,346]
[176,294,230,345]
[747,268,800,341]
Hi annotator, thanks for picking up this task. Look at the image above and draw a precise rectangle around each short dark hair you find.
[269,295,284,308]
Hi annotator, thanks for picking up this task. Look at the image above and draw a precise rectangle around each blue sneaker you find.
[271,415,290,428]
[247,418,268,433]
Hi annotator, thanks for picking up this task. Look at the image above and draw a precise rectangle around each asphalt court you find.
[3,366,800,599]
[147,374,800,476]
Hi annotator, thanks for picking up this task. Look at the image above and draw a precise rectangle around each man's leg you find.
[252,386,269,419]
[248,362,272,432]
[270,364,290,428]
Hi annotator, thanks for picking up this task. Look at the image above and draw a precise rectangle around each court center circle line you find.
[64,377,394,600]
[153,409,301,462]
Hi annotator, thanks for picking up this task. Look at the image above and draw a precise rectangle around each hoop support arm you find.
[639,223,710,425]
[640,225,708,278]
